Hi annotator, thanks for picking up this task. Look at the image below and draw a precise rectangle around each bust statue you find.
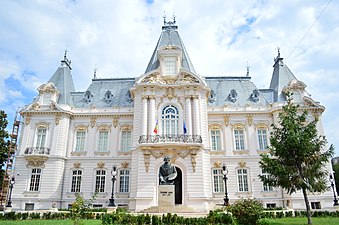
[159,156,177,185]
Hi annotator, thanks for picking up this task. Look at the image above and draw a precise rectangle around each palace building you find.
[11,19,334,212]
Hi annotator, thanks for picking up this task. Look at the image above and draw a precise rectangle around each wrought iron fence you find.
[24,147,50,155]
[138,134,202,144]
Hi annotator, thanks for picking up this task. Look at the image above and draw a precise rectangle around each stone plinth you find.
[158,185,175,206]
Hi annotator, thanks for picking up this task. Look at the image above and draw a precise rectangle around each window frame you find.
[161,105,179,135]
[97,130,109,152]
[28,168,42,192]
[120,126,132,152]
[119,169,130,193]
[210,129,222,151]
[257,128,268,150]
[212,168,224,193]
[163,57,177,75]
[261,169,274,192]
[234,128,245,150]
[71,169,82,193]
[237,168,249,192]
[95,169,106,193]
[74,130,86,152]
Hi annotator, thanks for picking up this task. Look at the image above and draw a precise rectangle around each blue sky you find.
[0,0,338,155]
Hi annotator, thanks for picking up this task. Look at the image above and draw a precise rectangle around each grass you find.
[0,219,101,225]
[0,217,339,225]
[263,217,339,225]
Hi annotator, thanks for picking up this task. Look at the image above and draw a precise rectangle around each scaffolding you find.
[0,110,21,210]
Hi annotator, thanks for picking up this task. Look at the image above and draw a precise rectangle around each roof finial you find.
[163,11,167,25]
[162,12,177,31]
[273,46,284,66]
[61,49,72,70]
[93,65,97,79]
[246,62,250,76]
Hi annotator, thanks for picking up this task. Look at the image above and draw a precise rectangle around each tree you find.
[333,163,339,196]
[259,93,334,225]
[0,110,10,190]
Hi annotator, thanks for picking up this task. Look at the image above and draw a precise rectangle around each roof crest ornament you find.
[93,65,98,79]
[273,47,283,67]
[162,12,177,31]
[246,62,250,77]
[61,49,72,70]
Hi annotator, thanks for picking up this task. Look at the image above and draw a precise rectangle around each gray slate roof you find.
[269,54,297,102]
[145,24,196,74]
[48,60,75,105]
[205,76,271,106]
[70,78,135,108]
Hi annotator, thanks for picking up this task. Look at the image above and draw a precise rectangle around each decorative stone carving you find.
[223,115,230,127]
[213,161,222,168]
[55,113,61,125]
[113,115,119,128]
[26,160,46,168]
[30,102,40,111]
[181,74,200,83]
[97,162,105,168]
[247,115,253,126]
[25,114,32,125]
[164,87,176,100]
[121,162,129,168]
[74,162,81,168]
[143,150,151,172]
[142,74,166,84]
[238,161,246,168]
[38,83,59,95]
[90,117,97,128]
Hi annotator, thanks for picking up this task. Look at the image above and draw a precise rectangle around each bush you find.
[207,209,233,224]
[229,198,264,225]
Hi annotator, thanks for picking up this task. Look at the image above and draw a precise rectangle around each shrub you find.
[207,209,233,224]
[229,198,264,225]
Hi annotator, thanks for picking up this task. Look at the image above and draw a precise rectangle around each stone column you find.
[193,96,200,135]
[149,96,156,135]
[185,96,192,135]
[142,96,148,135]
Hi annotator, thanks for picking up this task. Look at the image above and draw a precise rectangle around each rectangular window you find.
[262,169,273,192]
[119,170,130,193]
[98,131,109,152]
[212,169,224,193]
[36,128,47,148]
[211,130,221,151]
[234,129,245,150]
[95,170,106,193]
[25,203,34,211]
[237,169,249,192]
[121,130,131,151]
[71,170,82,192]
[266,203,276,208]
[75,131,86,152]
[257,129,268,150]
[29,168,41,192]
[164,57,176,75]
[311,202,321,209]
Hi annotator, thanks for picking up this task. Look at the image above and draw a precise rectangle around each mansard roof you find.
[205,76,271,106]
[70,78,135,108]
[145,21,196,74]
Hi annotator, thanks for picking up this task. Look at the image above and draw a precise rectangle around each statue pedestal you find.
[158,185,175,206]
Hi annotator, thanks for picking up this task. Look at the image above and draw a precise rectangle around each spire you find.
[269,49,297,102]
[48,51,75,105]
[145,17,196,74]
[246,62,250,77]
[93,66,97,79]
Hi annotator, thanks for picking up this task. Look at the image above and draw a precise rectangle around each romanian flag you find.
[153,120,158,134]
[183,121,187,134]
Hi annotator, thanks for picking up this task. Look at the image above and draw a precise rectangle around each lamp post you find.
[329,174,339,206]
[222,163,229,206]
[108,165,117,207]
[6,176,15,208]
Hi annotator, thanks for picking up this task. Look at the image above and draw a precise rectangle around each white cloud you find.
[0,0,338,155]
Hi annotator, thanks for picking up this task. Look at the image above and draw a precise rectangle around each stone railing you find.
[138,134,202,144]
[24,147,50,155]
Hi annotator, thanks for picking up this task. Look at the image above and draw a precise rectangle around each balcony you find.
[24,147,50,168]
[24,147,50,155]
[138,134,202,144]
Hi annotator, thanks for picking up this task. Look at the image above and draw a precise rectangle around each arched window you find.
[161,105,179,135]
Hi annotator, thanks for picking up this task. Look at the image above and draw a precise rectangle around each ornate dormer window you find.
[208,90,217,103]
[126,90,133,103]
[84,91,93,103]
[251,89,260,103]
[164,56,176,75]
[104,90,113,104]
[228,89,238,103]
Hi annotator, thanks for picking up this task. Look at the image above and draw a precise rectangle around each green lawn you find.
[263,217,339,225]
[0,219,101,225]
[0,217,339,225]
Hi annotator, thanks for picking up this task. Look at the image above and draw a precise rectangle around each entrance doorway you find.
[174,167,182,204]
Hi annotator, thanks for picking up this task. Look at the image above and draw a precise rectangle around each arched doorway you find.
[174,167,182,204]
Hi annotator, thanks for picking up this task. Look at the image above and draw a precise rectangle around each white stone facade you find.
[10,22,335,212]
